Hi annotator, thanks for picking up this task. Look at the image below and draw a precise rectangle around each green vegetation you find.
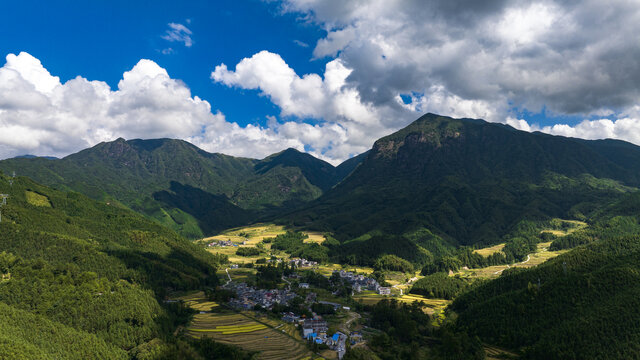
[410,273,471,300]
[0,173,222,357]
[0,140,361,239]
[235,247,261,257]
[284,114,640,252]
[270,231,330,263]
[24,190,51,207]
[373,254,415,273]
[359,299,484,359]
[452,193,640,359]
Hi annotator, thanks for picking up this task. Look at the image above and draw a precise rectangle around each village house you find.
[224,281,296,311]
[333,270,382,293]
[290,258,318,268]
[378,287,391,295]
[208,239,234,247]
[302,319,328,338]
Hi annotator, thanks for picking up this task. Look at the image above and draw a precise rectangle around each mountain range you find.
[4,113,640,359]
[3,113,640,249]
[284,114,640,247]
[0,139,361,238]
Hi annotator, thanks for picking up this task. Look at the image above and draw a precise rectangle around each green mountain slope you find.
[0,172,222,357]
[0,139,362,238]
[284,113,640,250]
[451,192,640,359]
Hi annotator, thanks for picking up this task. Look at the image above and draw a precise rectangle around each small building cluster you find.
[289,258,318,268]
[303,321,347,357]
[334,270,391,295]
[225,282,296,310]
[207,239,236,247]
[302,319,329,338]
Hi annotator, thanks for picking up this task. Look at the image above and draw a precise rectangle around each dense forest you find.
[347,299,485,360]
[0,172,243,358]
[451,193,640,359]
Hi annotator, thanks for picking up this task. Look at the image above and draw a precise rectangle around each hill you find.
[0,171,225,357]
[451,192,640,359]
[0,139,360,238]
[283,113,640,261]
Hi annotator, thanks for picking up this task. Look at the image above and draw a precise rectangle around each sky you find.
[1,0,640,164]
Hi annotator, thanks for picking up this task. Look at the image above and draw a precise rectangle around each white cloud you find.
[505,116,640,147]
[0,51,340,162]
[293,39,309,48]
[275,0,640,119]
[162,22,193,47]
[212,50,406,160]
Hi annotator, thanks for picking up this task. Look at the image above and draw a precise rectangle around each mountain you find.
[0,139,362,238]
[283,113,640,256]
[0,171,222,357]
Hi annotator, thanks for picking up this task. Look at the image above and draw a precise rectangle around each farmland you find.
[200,223,328,264]
[179,292,319,360]
[352,291,450,316]
[457,242,570,279]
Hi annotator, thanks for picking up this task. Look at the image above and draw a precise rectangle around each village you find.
[218,262,380,359]
[189,225,440,359]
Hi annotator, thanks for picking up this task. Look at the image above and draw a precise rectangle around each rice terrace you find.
[179,292,320,360]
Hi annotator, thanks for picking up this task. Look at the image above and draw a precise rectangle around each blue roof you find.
[332,333,339,341]
[315,338,323,344]
[307,332,317,339]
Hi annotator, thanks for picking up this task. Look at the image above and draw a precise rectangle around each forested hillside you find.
[0,171,224,358]
[452,192,640,359]
[284,113,640,253]
[0,139,359,238]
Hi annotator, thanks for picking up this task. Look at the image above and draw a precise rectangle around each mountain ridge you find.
[0,138,365,238]
[282,113,640,252]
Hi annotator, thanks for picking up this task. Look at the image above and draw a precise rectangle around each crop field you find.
[315,263,374,277]
[352,292,450,315]
[474,243,505,256]
[457,241,568,279]
[219,267,257,283]
[540,219,588,236]
[180,292,318,360]
[201,224,331,264]
[304,231,326,244]
[178,291,221,311]
[484,344,519,359]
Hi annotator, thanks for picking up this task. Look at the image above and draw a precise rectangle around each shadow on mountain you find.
[153,181,255,235]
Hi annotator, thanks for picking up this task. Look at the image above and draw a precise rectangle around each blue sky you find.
[1,1,639,162]
[0,0,325,127]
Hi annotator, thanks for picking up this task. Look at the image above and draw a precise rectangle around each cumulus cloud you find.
[0,52,327,161]
[212,50,399,160]
[275,0,640,120]
[162,22,193,47]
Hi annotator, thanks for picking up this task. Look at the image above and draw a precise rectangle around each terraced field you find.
[352,292,450,315]
[179,292,318,360]
[456,241,569,279]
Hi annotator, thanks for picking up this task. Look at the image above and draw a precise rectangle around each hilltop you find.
[0,139,361,238]
[283,113,640,263]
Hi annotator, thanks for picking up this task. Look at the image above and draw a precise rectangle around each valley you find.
[3,113,640,359]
